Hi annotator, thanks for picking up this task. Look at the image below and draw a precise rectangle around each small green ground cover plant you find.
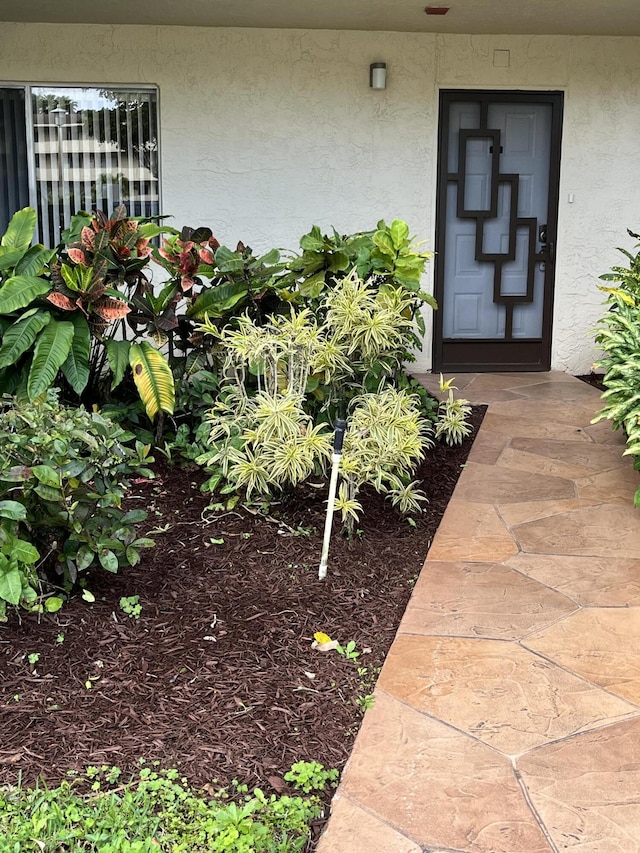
[593,228,640,505]
[0,761,336,852]
[119,595,142,620]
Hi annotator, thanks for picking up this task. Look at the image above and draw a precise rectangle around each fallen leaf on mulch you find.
[267,775,290,794]
[312,631,339,652]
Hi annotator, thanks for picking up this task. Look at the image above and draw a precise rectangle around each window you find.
[0,85,159,246]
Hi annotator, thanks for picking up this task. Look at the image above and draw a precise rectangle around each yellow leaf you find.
[438,372,456,393]
[129,341,175,420]
[312,630,339,652]
[314,631,332,645]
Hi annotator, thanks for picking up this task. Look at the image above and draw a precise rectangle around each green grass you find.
[0,762,336,852]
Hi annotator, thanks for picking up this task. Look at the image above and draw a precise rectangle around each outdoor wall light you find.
[369,62,387,90]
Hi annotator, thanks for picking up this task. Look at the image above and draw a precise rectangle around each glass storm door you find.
[433,91,563,372]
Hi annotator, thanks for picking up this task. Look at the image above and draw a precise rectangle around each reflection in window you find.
[0,85,159,246]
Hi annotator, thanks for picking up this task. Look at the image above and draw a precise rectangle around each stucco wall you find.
[1,23,639,373]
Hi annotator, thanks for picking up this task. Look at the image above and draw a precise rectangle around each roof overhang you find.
[2,0,640,36]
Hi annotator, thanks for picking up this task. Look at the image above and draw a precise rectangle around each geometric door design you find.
[433,91,563,372]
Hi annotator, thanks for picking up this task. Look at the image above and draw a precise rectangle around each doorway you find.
[432,90,563,371]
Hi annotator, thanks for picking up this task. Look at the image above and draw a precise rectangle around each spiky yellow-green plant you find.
[225,395,332,499]
[198,273,434,512]
[323,268,417,372]
[200,309,323,398]
[434,375,472,446]
[335,386,432,532]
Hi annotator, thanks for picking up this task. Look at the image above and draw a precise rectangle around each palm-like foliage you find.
[200,275,441,525]
[434,375,472,446]
[336,387,432,530]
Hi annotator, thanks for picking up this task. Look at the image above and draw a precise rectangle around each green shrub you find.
[0,763,331,852]
[593,231,640,505]
[278,219,436,311]
[0,500,41,617]
[0,391,154,619]
[283,761,339,794]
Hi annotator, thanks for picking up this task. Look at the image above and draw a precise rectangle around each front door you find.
[433,90,563,372]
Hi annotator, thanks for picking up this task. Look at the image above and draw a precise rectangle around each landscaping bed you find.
[0,405,484,837]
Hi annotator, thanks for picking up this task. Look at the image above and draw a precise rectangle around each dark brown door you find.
[433,90,563,372]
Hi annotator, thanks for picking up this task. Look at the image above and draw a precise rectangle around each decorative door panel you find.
[434,92,563,372]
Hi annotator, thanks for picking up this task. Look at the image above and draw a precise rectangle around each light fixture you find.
[369,62,387,90]
[51,106,67,127]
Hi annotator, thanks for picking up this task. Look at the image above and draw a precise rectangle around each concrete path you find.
[318,372,640,853]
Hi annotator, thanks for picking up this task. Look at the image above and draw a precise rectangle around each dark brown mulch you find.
[0,406,485,807]
[576,372,605,392]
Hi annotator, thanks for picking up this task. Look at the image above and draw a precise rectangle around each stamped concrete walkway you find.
[318,372,640,853]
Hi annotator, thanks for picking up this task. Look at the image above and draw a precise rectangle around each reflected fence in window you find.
[0,85,160,246]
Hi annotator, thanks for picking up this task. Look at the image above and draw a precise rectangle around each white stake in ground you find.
[318,419,347,580]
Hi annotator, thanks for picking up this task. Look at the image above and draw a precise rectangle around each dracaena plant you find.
[199,268,423,425]
[320,267,420,396]
[335,387,432,532]
[434,375,472,446]
[196,309,332,495]
[197,274,435,528]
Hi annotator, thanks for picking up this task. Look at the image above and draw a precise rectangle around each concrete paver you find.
[519,719,640,853]
[317,373,640,853]
[398,560,576,640]
[378,634,637,755]
[427,501,519,562]
[513,504,640,558]
[524,609,640,705]
[336,692,554,853]
[506,553,640,607]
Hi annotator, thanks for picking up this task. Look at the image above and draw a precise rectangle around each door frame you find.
[432,89,564,372]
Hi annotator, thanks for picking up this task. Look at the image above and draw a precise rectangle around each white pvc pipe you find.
[318,452,341,580]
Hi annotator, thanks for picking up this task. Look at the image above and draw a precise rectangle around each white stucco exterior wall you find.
[0,23,639,373]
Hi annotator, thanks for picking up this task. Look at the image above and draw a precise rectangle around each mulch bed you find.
[0,404,485,824]
[576,372,605,392]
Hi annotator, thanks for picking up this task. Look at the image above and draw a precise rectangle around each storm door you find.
[433,91,563,371]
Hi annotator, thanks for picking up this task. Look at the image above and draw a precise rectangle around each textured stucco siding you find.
[1,23,639,372]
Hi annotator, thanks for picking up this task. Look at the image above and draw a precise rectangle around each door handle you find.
[537,224,554,261]
[537,223,554,268]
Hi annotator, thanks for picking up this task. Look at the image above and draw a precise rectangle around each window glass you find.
[0,88,30,232]
[0,85,159,245]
